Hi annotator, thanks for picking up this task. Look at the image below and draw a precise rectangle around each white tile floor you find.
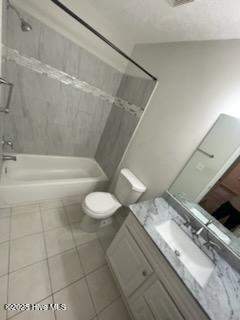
[0,199,131,320]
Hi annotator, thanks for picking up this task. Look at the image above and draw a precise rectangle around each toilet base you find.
[100,217,112,228]
[79,214,113,233]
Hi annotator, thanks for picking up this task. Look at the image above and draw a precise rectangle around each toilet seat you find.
[82,192,122,219]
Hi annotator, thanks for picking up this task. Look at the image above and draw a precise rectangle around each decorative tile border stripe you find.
[2,45,143,118]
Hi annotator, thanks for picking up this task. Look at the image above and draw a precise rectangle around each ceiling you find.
[86,0,240,44]
[12,0,240,72]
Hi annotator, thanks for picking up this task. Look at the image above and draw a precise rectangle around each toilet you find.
[82,168,146,220]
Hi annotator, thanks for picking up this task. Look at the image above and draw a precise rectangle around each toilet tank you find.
[114,168,146,206]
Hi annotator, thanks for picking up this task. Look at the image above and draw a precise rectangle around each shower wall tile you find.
[95,74,156,179]
[4,62,112,157]
[3,6,155,178]
[6,8,42,60]
[3,9,122,158]
[6,8,123,96]
[117,75,156,110]
[0,1,8,172]
[96,104,139,178]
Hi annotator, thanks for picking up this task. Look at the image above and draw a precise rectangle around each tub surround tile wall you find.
[1,7,154,169]
[117,74,156,110]
[2,7,122,157]
[4,61,114,156]
[3,46,144,118]
[130,197,240,320]
[96,75,155,178]
[0,0,7,172]
[95,106,139,178]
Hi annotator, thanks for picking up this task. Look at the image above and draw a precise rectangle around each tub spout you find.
[2,154,17,161]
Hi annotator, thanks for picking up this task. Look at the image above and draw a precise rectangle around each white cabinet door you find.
[107,226,153,296]
[144,280,184,320]
[130,296,155,320]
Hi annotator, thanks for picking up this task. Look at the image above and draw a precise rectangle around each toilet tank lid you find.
[120,168,146,193]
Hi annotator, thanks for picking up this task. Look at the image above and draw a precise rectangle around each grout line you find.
[39,204,57,320]
[6,235,106,277]
[48,275,86,297]
[96,295,120,317]
[8,202,40,210]
[11,207,41,217]
[62,202,82,209]
[9,230,43,243]
[5,199,122,320]
[85,276,98,317]
[6,271,120,320]
[0,215,11,220]
[75,241,98,318]
[70,215,117,318]
[7,294,54,320]
[0,239,10,246]
[6,242,107,278]
[8,257,48,275]
[10,209,44,241]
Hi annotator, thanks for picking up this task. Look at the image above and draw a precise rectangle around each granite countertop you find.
[130,197,240,320]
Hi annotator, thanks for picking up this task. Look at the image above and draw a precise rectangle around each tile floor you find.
[0,197,131,320]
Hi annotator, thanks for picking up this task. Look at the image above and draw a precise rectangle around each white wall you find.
[114,40,240,200]
[10,0,134,72]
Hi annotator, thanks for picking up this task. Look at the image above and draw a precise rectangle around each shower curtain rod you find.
[50,0,158,81]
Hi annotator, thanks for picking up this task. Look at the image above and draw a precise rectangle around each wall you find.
[10,0,134,72]
[2,6,155,177]
[113,40,240,200]
[96,74,155,178]
[0,0,5,172]
[3,8,124,157]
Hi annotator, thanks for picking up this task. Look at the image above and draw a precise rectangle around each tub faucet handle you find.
[1,136,14,150]
[7,139,14,149]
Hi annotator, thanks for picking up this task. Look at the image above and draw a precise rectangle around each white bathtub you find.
[0,154,108,206]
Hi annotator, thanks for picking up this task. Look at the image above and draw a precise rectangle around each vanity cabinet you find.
[129,278,184,320]
[107,213,209,320]
[107,224,153,296]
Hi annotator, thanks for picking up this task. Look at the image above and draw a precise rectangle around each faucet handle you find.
[181,212,191,227]
[204,240,221,251]
[1,135,5,145]
[7,139,14,149]
[2,136,14,150]
[205,219,214,226]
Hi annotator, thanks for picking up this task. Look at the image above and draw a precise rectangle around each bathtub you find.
[0,154,108,206]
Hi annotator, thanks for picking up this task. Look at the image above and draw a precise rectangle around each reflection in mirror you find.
[169,114,240,243]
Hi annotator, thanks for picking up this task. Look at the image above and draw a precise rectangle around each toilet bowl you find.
[82,192,122,219]
[82,168,146,220]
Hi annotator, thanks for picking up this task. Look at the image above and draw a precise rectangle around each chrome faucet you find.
[203,230,221,250]
[192,219,214,238]
[1,136,14,151]
[182,212,191,227]
[204,239,221,251]
[1,153,17,161]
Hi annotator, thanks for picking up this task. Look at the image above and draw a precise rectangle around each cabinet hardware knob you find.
[142,270,147,277]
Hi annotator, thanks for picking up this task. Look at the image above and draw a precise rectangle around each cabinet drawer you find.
[107,225,153,296]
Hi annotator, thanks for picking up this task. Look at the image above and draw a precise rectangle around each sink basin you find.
[155,220,214,287]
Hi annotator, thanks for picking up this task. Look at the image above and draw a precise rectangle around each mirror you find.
[169,114,240,254]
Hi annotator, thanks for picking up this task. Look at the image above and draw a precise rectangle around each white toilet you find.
[82,168,146,220]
